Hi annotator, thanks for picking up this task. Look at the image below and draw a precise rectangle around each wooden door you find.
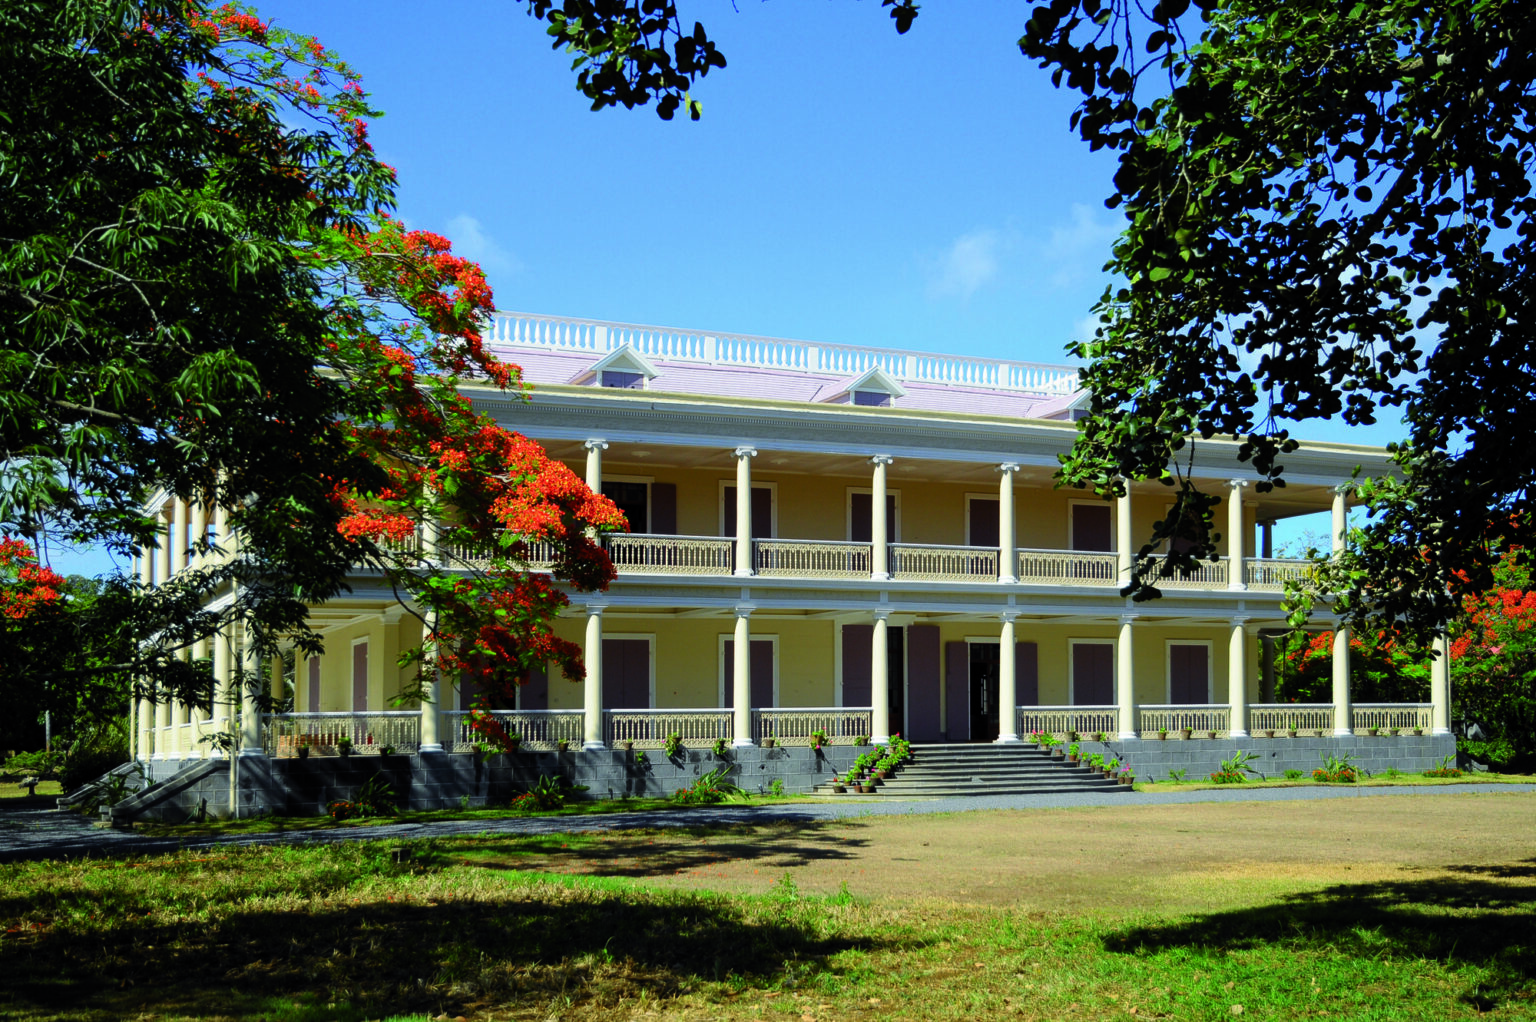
[1072,642,1114,704]
[723,639,775,707]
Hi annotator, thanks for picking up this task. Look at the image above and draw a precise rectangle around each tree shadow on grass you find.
[443,820,870,879]
[1103,859,1536,1012]
[0,852,881,1021]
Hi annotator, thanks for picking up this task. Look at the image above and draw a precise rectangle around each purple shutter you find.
[907,625,942,741]
[1016,641,1039,705]
[459,659,485,711]
[1072,503,1113,552]
[841,624,873,707]
[970,499,1000,547]
[1170,644,1208,704]
[520,661,549,710]
[751,487,773,538]
[351,642,368,711]
[651,482,677,535]
[602,639,650,709]
[307,657,320,713]
[1073,643,1113,704]
[945,641,970,741]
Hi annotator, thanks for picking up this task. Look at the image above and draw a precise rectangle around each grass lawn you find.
[2,791,1534,1021]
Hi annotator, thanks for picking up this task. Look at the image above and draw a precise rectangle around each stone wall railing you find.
[440,709,585,752]
[1248,704,1335,736]
[264,711,421,757]
[1352,703,1433,733]
[753,707,873,745]
[1138,704,1232,738]
[1017,705,1118,740]
[606,708,734,749]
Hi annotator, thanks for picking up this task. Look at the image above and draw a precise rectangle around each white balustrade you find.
[1138,704,1232,738]
[263,711,421,756]
[1351,703,1433,733]
[754,539,870,578]
[605,708,734,749]
[1245,558,1315,591]
[441,709,584,752]
[754,707,873,745]
[607,534,733,574]
[1016,549,1119,585]
[1148,555,1229,588]
[1249,703,1336,736]
[1016,705,1119,740]
[486,311,1081,395]
[890,543,997,582]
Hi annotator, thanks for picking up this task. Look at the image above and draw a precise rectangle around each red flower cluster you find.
[0,538,66,621]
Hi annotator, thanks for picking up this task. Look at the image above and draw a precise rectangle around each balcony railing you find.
[1249,703,1335,735]
[1017,705,1119,739]
[1149,555,1229,588]
[1352,703,1432,733]
[263,711,421,756]
[1138,704,1232,738]
[755,539,869,578]
[891,543,997,581]
[441,709,584,752]
[1245,558,1314,591]
[1017,548,1118,585]
[609,534,733,574]
[754,707,872,745]
[606,708,734,749]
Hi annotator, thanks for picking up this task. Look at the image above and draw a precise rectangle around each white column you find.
[870,610,891,744]
[136,549,154,760]
[583,438,607,492]
[1228,617,1250,738]
[1431,633,1451,735]
[583,605,605,749]
[210,621,233,757]
[171,498,189,576]
[870,455,893,580]
[734,446,757,577]
[239,624,263,756]
[732,606,754,747]
[1226,479,1247,590]
[1331,487,1352,735]
[997,463,1019,584]
[419,520,444,753]
[1117,613,1138,740]
[995,612,1021,743]
[154,509,172,585]
[1116,481,1133,587]
[189,502,208,569]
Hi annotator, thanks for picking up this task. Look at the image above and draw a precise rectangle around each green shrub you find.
[673,765,743,805]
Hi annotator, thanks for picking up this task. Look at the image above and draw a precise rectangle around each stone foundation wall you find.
[131,745,861,822]
[1075,733,1456,783]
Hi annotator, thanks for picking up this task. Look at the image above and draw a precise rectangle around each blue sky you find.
[51,1,1390,575]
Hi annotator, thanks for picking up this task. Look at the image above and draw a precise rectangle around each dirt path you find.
[452,790,1536,915]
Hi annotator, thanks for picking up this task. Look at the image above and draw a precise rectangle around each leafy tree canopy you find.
[1,1,623,740]
[523,0,1536,638]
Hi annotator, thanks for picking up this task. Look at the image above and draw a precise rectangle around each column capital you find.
[1227,477,1249,491]
[869,454,894,467]
[583,438,608,452]
[583,601,607,616]
[733,445,758,459]
[733,603,755,618]
[1118,612,1138,626]
[997,461,1021,474]
[998,610,1020,623]
[872,608,893,622]
[1228,614,1251,626]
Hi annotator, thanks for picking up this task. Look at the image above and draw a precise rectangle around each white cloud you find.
[1042,204,1122,289]
[926,229,1003,301]
[444,214,524,279]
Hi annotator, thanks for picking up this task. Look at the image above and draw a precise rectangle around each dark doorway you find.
[969,642,1000,742]
[886,625,906,736]
[602,480,648,534]
[601,638,650,709]
[849,492,899,542]
[1169,643,1210,704]
[1073,642,1114,705]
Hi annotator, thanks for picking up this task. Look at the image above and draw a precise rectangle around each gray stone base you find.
[127,745,863,822]
[1076,733,1457,783]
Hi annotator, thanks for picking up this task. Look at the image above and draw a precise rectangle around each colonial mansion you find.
[121,311,1454,814]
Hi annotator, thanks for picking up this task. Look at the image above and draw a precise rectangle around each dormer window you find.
[571,344,659,390]
[602,370,644,389]
[827,365,906,407]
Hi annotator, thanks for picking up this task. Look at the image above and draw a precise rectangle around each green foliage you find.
[1451,552,1536,770]
[1424,755,1464,779]
[509,775,567,811]
[712,737,728,757]
[768,778,785,797]
[327,775,397,821]
[664,731,684,758]
[1166,768,1187,781]
[672,765,743,805]
[1313,753,1359,784]
[1283,769,1305,781]
[1209,750,1259,784]
[1273,630,1430,704]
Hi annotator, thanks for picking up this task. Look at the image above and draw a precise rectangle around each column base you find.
[997,575,1017,585]
[418,742,444,755]
[731,737,755,748]
[1227,584,1248,592]
[1431,727,1452,736]
[869,572,891,582]
[1228,729,1249,739]
[993,733,1022,745]
[1117,731,1140,742]
[236,747,266,758]
[583,740,606,751]
[1332,727,1354,737]
[871,733,891,746]
[733,569,754,577]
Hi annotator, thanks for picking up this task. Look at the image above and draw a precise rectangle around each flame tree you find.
[0,1,623,751]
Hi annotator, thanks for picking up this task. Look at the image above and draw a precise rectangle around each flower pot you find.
[1287,729,1299,738]
[558,741,570,752]
[858,784,876,794]
[1179,729,1193,740]
[831,784,847,794]
[296,746,310,760]
[1264,729,1276,738]
[763,738,776,748]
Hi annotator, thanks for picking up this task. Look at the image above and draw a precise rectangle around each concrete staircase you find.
[815,743,1132,798]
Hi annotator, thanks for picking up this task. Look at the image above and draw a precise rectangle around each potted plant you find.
[1263,729,1276,738]
[664,731,684,758]
[810,728,829,752]
[336,736,353,758]
[1093,731,1108,743]
[558,739,570,752]
[504,732,522,752]
[379,744,397,756]
[1287,726,1299,738]
[1066,742,1080,763]
[1179,727,1193,740]
[622,740,635,752]
[830,775,847,794]
[1067,730,1081,743]
[853,734,870,747]
[1119,769,1135,786]
[1156,728,1169,740]
[712,737,729,757]
[1389,726,1401,737]
[296,745,310,760]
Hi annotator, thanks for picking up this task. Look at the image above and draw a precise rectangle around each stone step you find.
[819,742,1130,798]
